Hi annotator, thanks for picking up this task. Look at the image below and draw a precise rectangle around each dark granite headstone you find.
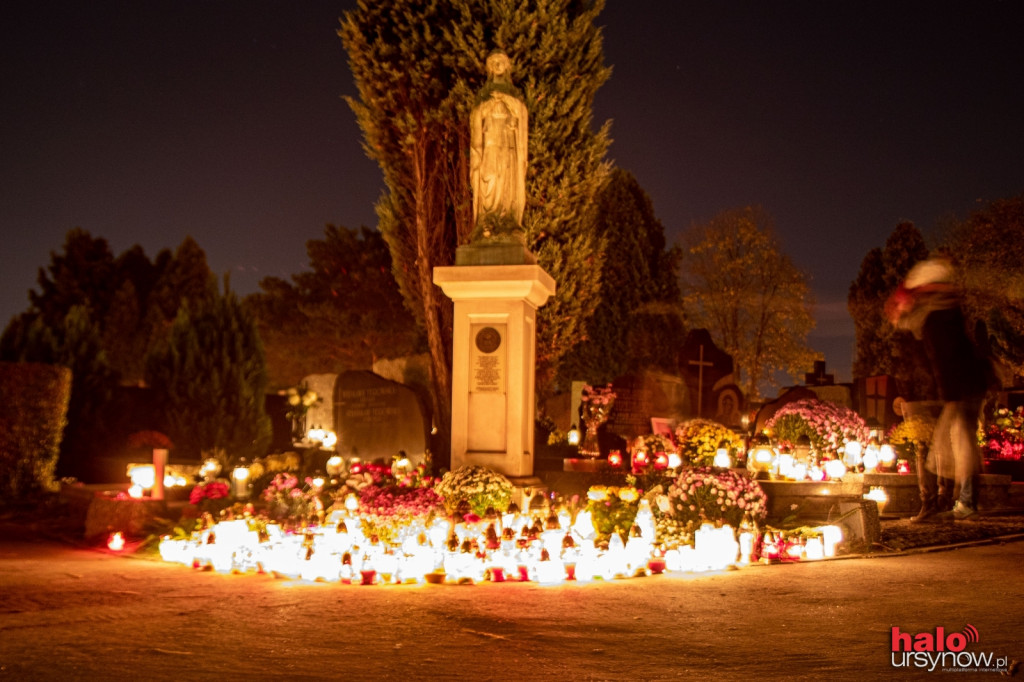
[606,375,653,441]
[333,370,429,462]
[605,372,690,441]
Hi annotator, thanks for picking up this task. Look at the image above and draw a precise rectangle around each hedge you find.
[0,362,72,500]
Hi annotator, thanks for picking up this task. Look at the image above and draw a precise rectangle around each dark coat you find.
[920,306,988,402]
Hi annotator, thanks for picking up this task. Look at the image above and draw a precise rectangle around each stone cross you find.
[688,344,713,417]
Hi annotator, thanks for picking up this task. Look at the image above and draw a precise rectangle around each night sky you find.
[4,1,1023,385]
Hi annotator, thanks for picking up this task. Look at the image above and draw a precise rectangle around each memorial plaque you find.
[470,324,506,394]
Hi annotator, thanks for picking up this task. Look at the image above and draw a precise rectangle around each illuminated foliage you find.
[946,194,1024,382]
[679,206,815,399]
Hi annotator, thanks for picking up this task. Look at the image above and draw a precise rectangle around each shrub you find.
[765,398,869,457]
[674,418,742,466]
[434,466,513,517]
[653,467,768,548]
[0,362,71,500]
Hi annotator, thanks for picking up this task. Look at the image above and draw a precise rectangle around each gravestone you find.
[606,371,689,442]
[680,329,734,418]
[605,375,652,441]
[332,370,429,463]
[300,373,338,434]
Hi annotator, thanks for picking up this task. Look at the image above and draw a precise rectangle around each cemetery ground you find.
[1,504,1023,680]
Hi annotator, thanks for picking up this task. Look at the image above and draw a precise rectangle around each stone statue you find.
[470,51,528,239]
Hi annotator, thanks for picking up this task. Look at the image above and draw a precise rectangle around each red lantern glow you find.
[608,451,623,467]
[632,451,649,469]
[107,532,126,551]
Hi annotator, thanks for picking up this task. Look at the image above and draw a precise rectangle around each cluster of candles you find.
[157,499,843,585]
[125,463,195,499]
[746,434,900,482]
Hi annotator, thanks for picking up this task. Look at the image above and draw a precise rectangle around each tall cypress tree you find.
[340,0,611,461]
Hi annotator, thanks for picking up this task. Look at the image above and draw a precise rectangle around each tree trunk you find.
[412,130,453,469]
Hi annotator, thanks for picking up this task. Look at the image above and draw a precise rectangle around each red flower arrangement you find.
[983,406,1024,461]
[189,480,230,505]
[127,430,174,450]
[358,464,442,544]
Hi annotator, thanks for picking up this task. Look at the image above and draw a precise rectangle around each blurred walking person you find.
[886,256,989,521]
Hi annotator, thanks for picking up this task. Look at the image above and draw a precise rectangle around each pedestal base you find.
[508,476,546,511]
[455,242,536,266]
[563,458,613,473]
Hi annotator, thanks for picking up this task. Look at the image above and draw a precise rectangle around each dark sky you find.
[4,1,1023,385]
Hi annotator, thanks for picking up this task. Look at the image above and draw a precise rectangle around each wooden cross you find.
[688,344,713,417]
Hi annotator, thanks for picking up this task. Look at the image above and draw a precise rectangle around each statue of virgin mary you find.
[469,51,528,235]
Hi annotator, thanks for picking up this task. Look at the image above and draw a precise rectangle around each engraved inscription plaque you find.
[470,324,506,394]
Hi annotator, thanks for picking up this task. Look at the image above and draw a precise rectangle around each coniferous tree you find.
[341,0,611,460]
[559,168,684,383]
[145,281,272,465]
[249,225,423,387]
[30,228,117,326]
[102,279,145,383]
[847,221,933,398]
[147,236,217,321]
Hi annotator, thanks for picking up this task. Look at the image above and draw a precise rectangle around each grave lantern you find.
[200,458,221,481]
[747,434,775,475]
[824,458,847,480]
[713,440,732,469]
[879,443,896,470]
[793,434,813,466]
[864,486,888,514]
[391,451,413,477]
[107,532,126,551]
[232,459,251,499]
[567,424,581,446]
[326,455,344,476]
[843,440,863,469]
[127,464,156,492]
[307,426,325,445]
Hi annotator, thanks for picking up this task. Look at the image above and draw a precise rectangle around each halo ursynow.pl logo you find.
[890,624,1008,672]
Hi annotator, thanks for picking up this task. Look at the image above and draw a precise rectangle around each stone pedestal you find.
[152,448,168,501]
[434,264,555,479]
[84,494,167,541]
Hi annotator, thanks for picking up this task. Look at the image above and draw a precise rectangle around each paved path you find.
[1,531,1021,680]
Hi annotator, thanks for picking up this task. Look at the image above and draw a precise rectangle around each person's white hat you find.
[904,258,952,289]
